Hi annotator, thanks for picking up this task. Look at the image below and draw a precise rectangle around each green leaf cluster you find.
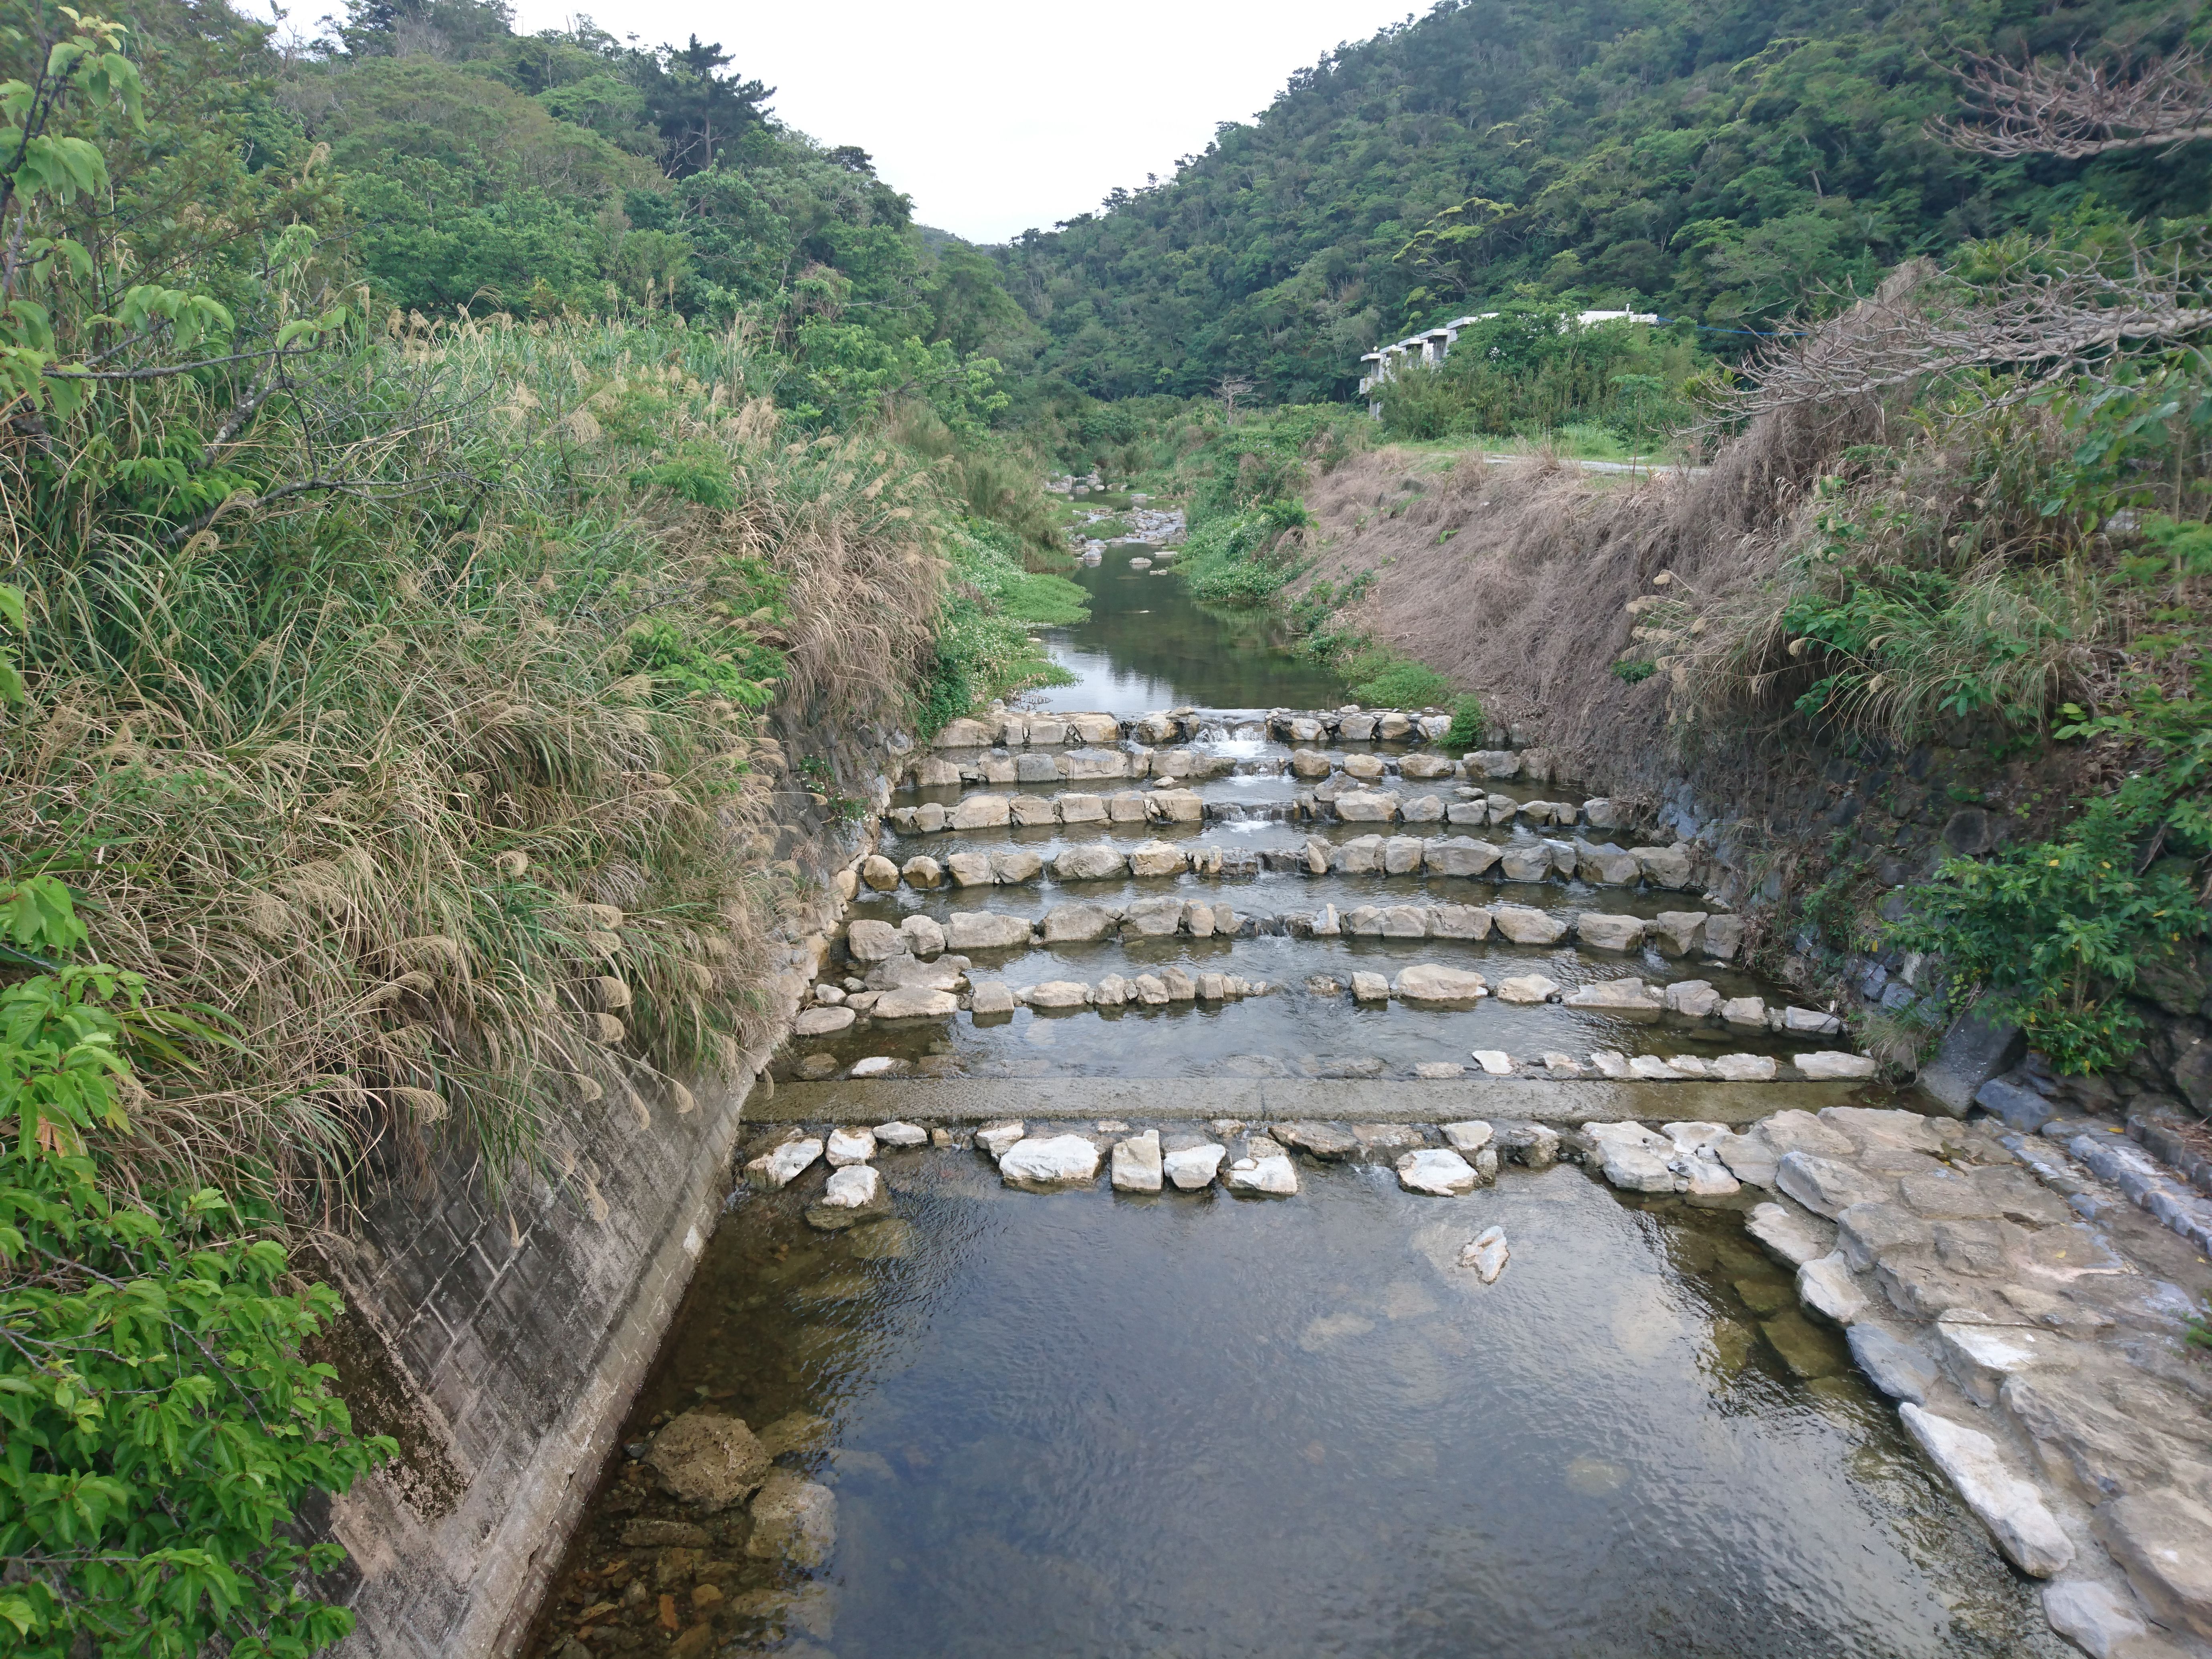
[0,878,393,1658]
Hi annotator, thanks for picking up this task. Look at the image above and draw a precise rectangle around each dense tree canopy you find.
[993,0,2211,402]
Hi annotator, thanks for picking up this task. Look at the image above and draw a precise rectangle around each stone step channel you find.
[868,829,1698,891]
[893,784,1609,828]
[848,898,1742,956]
[783,700,1869,1088]
[876,828,1689,885]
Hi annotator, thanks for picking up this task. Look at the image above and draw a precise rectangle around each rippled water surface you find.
[532,1153,2060,1659]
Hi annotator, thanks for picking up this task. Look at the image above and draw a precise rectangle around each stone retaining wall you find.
[1583,1103,2212,1657]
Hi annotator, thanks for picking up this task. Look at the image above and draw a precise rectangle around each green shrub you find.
[1443,694,1485,747]
[0,878,394,1658]
[629,442,737,509]
[1344,649,1448,708]
[1899,628,2212,1074]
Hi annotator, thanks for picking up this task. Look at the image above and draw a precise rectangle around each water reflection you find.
[1029,560,1350,714]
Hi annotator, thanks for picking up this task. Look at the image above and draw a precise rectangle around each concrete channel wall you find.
[317,716,890,1659]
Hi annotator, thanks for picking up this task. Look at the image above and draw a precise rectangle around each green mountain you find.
[991,0,2210,402]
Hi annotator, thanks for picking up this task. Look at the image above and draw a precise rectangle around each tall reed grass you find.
[1,313,942,1214]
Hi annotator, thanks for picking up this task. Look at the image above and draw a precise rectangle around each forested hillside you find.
[993,0,2210,401]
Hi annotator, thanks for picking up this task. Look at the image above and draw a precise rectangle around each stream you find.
[524,525,2065,1659]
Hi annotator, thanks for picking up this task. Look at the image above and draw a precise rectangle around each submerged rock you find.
[745,1470,838,1569]
[1459,1226,1510,1283]
[648,1410,769,1511]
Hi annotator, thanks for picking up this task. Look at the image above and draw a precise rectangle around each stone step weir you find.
[847,899,1751,963]
[891,787,1614,832]
[749,1076,1870,1126]
[929,706,1461,750]
[862,834,1703,895]
[803,970,1867,1082]
[912,747,1577,791]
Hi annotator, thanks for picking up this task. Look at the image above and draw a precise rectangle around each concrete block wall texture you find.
[314,716,888,1659]
[320,1061,763,1659]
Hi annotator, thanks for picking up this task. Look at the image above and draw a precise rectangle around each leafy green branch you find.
[0,876,392,1657]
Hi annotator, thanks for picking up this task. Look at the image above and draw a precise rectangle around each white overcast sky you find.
[485,0,1425,244]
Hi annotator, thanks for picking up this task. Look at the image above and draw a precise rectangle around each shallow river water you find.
[526,539,2065,1659]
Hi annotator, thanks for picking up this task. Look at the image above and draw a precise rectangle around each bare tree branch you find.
[1933,46,2212,159]
[1715,246,2212,420]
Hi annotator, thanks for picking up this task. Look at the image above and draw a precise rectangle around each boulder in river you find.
[1053,840,1126,881]
[1490,905,1568,945]
[648,1410,769,1511]
[1161,1137,1226,1190]
[1397,1148,1479,1195]
[845,919,905,963]
[943,911,1031,951]
[1584,1121,1677,1192]
[1274,1122,1358,1160]
[1222,1140,1299,1195]
[1796,1051,1878,1079]
[825,1127,875,1166]
[1493,973,1562,1004]
[1112,1130,1163,1192]
[808,1165,882,1228]
[870,985,959,1019]
[1562,979,1663,1018]
[1392,963,1487,1004]
[1574,913,1646,951]
[1000,1134,1100,1187]
[746,1138,822,1191]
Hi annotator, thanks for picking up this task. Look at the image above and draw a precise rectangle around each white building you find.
[1357,309,1659,411]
